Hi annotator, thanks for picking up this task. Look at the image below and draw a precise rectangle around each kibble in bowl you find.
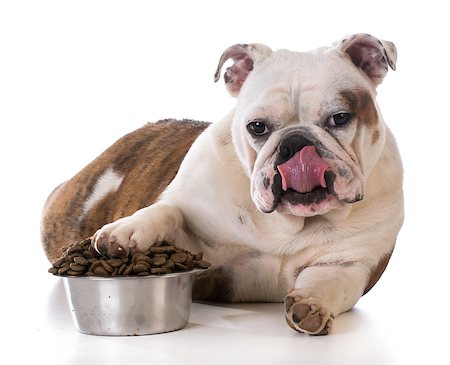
[49,238,211,277]
[50,238,211,336]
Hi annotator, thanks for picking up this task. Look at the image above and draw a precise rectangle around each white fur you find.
[80,168,123,220]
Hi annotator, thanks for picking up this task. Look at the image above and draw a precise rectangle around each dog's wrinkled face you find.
[215,34,397,217]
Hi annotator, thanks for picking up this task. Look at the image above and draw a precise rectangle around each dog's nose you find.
[278,134,314,165]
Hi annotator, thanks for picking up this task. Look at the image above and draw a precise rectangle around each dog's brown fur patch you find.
[363,248,393,295]
[339,89,378,129]
[41,119,209,262]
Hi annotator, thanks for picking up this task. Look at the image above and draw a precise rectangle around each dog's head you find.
[214,34,396,217]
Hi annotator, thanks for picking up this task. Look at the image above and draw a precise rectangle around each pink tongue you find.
[277,146,329,193]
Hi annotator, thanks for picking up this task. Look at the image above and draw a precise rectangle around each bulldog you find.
[41,33,404,335]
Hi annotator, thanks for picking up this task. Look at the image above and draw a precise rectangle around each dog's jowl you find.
[41,34,403,335]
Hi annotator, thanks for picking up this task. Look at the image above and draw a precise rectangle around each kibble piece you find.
[152,256,166,267]
[93,266,109,276]
[67,270,83,276]
[175,263,188,271]
[89,260,102,270]
[150,245,177,254]
[137,271,150,276]
[118,263,127,275]
[51,257,65,268]
[171,252,188,264]
[132,253,151,264]
[82,250,94,259]
[185,256,194,269]
[107,258,124,268]
[73,256,89,266]
[67,245,84,255]
[48,267,59,274]
[69,263,86,272]
[151,268,171,275]
[58,266,70,275]
[133,263,150,274]
[123,264,134,275]
[163,259,175,270]
[67,253,84,262]
[100,260,114,273]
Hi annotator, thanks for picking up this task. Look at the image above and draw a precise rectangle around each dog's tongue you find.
[277,146,329,193]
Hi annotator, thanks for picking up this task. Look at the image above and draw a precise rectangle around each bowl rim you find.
[56,267,208,281]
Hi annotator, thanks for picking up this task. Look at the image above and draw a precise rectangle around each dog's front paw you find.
[284,291,334,335]
[92,216,158,258]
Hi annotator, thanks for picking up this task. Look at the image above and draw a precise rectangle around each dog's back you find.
[41,119,209,261]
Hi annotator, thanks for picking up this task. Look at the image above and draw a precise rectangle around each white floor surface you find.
[4,240,449,365]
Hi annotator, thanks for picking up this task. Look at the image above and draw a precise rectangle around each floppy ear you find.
[336,33,397,86]
[214,43,272,97]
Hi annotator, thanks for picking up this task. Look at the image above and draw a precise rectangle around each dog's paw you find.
[284,291,334,335]
[92,216,160,258]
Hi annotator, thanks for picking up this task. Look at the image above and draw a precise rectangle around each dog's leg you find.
[92,203,185,257]
[284,264,370,335]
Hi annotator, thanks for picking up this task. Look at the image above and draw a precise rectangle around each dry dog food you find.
[48,238,211,277]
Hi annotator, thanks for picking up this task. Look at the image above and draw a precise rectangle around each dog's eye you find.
[247,120,270,136]
[328,112,352,127]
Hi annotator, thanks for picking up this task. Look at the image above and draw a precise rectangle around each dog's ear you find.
[214,43,272,97]
[335,33,397,87]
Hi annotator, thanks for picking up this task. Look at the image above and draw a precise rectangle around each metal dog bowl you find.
[62,269,203,336]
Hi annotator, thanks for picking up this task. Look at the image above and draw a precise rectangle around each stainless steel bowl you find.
[62,269,203,336]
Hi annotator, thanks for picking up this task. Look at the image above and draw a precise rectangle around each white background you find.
[1,1,449,364]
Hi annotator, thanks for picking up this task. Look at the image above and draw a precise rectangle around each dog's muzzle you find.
[264,133,341,214]
[274,134,335,194]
